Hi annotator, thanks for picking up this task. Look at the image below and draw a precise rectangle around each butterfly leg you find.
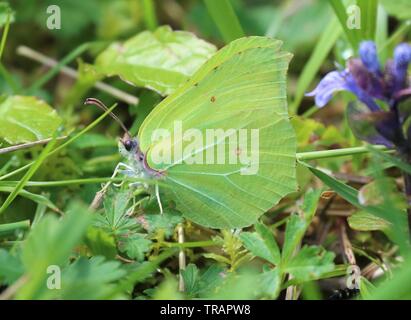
[155,183,163,214]
[113,162,135,187]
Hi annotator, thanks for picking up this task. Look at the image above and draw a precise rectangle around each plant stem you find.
[0,11,11,61]
[0,220,30,237]
[297,145,390,161]
[17,45,138,105]
[163,240,217,248]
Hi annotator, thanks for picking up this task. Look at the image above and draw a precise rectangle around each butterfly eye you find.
[124,140,133,151]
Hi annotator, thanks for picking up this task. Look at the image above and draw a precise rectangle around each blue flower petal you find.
[394,43,411,90]
[307,70,380,111]
[359,41,380,74]
[306,71,349,107]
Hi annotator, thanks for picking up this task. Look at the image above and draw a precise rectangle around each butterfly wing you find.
[138,37,297,228]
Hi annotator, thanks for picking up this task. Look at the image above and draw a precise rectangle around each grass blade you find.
[0,10,11,61]
[0,133,58,215]
[0,187,61,213]
[0,220,30,237]
[142,0,158,31]
[0,103,118,181]
[329,0,360,49]
[290,17,342,114]
[358,0,378,40]
[204,0,244,43]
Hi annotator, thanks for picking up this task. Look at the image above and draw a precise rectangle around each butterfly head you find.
[119,133,139,158]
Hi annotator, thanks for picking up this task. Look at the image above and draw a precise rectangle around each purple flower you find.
[359,41,381,74]
[307,41,411,153]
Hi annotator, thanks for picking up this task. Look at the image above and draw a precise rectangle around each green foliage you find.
[240,190,335,298]
[1,0,410,301]
[0,96,62,144]
[380,0,411,20]
[95,26,217,96]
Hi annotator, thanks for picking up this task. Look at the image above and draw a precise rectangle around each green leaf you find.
[301,189,322,223]
[304,163,410,253]
[240,223,281,265]
[17,202,93,299]
[348,210,391,232]
[44,256,126,300]
[282,214,306,264]
[0,249,24,284]
[0,2,15,28]
[380,0,411,20]
[181,264,199,296]
[141,211,183,237]
[95,26,216,96]
[240,231,278,265]
[284,245,335,282]
[118,234,152,261]
[255,223,281,264]
[203,0,244,43]
[258,268,281,299]
[102,189,133,232]
[85,227,117,259]
[0,95,62,144]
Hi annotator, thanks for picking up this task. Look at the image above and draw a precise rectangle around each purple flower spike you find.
[394,43,411,90]
[359,41,381,74]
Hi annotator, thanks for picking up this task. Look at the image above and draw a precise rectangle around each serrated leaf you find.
[181,263,199,296]
[284,245,335,282]
[85,227,117,259]
[282,214,306,263]
[103,189,133,232]
[44,256,126,300]
[258,268,281,299]
[140,211,183,237]
[240,230,279,265]
[118,234,152,261]
[95,25,216,96]
[0,95,62,144]
[17,202,93,299]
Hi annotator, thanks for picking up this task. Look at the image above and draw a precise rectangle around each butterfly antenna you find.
[84,98,131,136]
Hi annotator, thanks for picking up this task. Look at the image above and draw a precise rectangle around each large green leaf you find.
[0,95,62,144]
[95,25,217,96]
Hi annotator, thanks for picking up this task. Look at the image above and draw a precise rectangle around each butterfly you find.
[86,36,297,229]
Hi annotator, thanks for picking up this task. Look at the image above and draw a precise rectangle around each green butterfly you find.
[90,37,297,229]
